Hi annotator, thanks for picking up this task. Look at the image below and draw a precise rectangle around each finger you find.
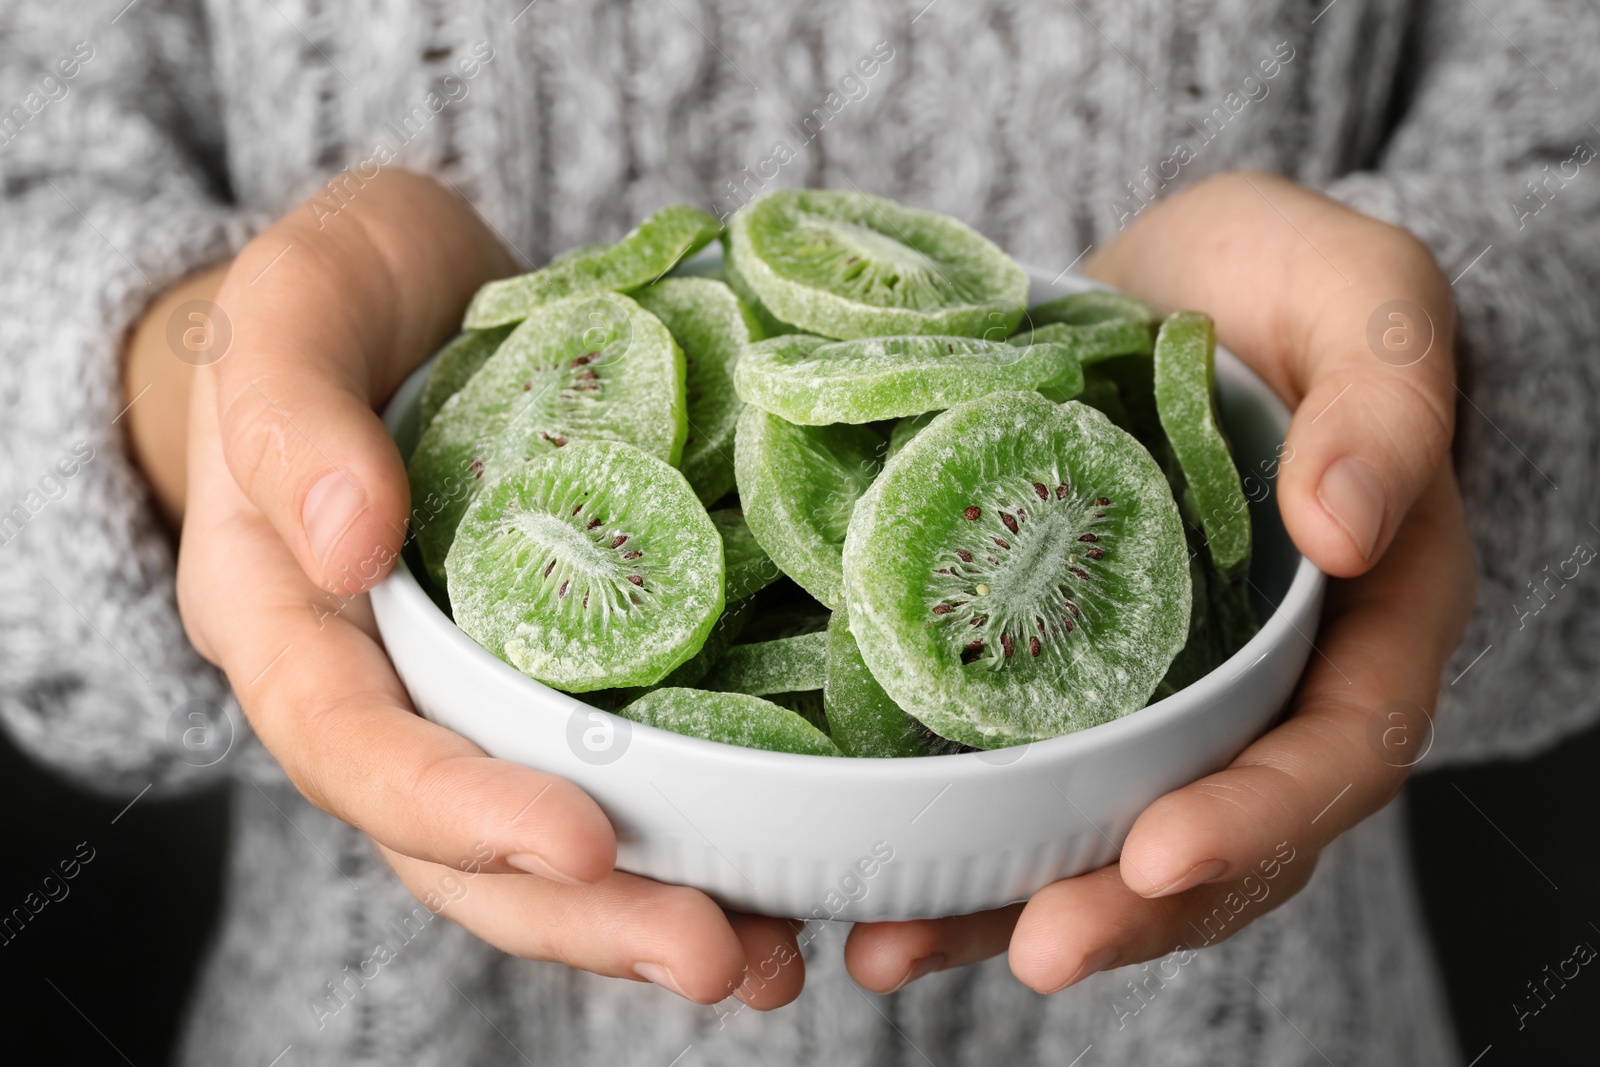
[182,372,614,883]
[383,850,748,1004]
[1274,264,1456,577]
[1009,859,1317,994]
[1085,172,1457,576]
[211,170,511,591]
[1118,470,1473,899]
[843,904,1023,993]
[727,913,806,1010]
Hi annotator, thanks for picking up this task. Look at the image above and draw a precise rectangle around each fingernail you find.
[634,961,692,1000]
[1316,456,1385,560]
[1048,946,1120,993]
[303,470,368,566]
[505,853,585,885]
[889,952,947,993]
[1144,858,1228,898]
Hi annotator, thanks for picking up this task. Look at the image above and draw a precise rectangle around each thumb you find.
[1275,285,1456,579]
[209,170,512,593]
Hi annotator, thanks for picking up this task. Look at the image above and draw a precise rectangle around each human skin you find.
[123,168,1472,1005]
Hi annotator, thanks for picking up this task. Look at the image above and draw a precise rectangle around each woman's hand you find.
[844,171,1477,993]
[131,169,803,1008]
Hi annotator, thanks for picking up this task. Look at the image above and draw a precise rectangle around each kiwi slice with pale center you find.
[735,334,1083,425]
[1153,311,1250,579]
[464,205,722,329]
[418,325,516,430]
[729,189,1028,340]
[701,631,827,696]
[408,292,685,587]
[618,687,840,756]
[843,391,1190,748]
[632,277,760,504]
[734,406,883,608]
[446,440,722,692]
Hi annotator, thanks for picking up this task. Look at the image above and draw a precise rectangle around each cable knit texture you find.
[1,1,1595,1064]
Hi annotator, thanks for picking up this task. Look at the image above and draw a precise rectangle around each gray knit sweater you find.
[3,1,1597,1064]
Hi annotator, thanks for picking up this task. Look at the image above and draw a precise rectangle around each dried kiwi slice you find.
[464,205,722,329]
[418,325,516,430]
[709,508,782,601]
[702,631,827,695]
[1024,289,1161,333]
[1007,319,1154,368]
[823,607,970,758]
[618,688,840,756]
[1153,311,1250,578]
[409,292,685,586]
[728,189,1028,340]
[842,391,1190,747]
[734,406,883,608]
[719,232,796,337]
[446,440,722,691]
[632,277,761,504]
[735,334,1083,425]
[1151,554,1220,700]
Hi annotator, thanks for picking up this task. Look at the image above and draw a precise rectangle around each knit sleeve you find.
[0,3,266,795]
[1318,0,1600,765]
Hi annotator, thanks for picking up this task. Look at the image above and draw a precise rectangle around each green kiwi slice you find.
[408,292,686,586]
[1153,311,1250,579]
[728,189,1028,340]
[823,607,970,758]
[1024,290,1161,333]
[734,334,1083,425]
[842,391,1191,747]
[418,326,516,430]
[719,233,797,337]
[618,688,840,756]
[734,406,883,608]
[701,631,827,695]
[464,205,722,329]
[709,509,782,601]
[445,440,723,692]
[1007,319,1154,369]
[632,277,761,504]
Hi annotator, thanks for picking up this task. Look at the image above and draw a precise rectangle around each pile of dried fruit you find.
[406,190,1257,757]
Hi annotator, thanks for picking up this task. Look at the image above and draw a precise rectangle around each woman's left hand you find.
[843,171,1477,994]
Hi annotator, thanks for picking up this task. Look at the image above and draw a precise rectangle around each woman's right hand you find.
[151,169,800,1008]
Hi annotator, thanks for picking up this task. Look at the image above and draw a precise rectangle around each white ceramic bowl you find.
[371,264,1324,922]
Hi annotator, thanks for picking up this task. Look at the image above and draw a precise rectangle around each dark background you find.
[1,718,1596,1066]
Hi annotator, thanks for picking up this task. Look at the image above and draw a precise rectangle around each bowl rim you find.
[377,270,1325,779]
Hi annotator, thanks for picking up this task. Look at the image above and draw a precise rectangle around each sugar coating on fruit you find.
[842,391,1190,747]
[464,205,722,328]
[702,630,827,695]
[1153,311,1251,578]
[1025,289,1161,331]
[824,606,967,758]
[708,508,782,601]
[618,687,841,756]
[729,189,1028,340]
[418,325,515,430]
[446,439,723,692]
[734,406,883,609]
[1007,318,1154,368]
[408,292,686,586]
[734,334,1080,424]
